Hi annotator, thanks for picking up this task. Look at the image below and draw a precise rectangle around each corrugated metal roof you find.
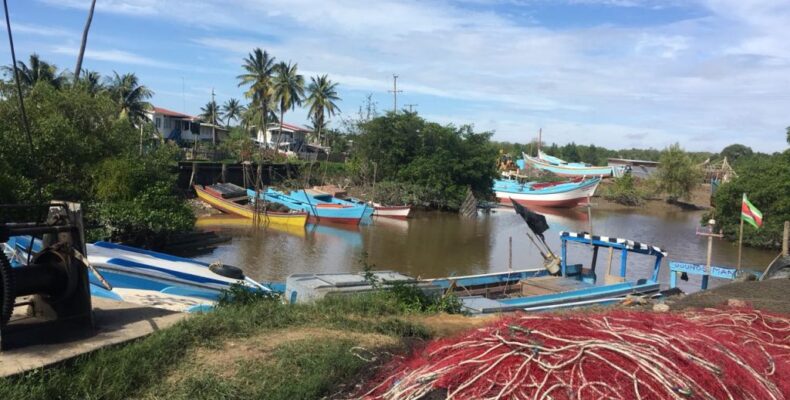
[152,106,194,119]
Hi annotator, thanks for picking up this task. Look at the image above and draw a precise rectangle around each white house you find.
[147,106,229,144]
[254,121,312,150]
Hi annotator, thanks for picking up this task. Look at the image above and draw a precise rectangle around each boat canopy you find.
[559,231,666,284]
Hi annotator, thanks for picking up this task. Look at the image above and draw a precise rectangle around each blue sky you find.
[3,0,790,152]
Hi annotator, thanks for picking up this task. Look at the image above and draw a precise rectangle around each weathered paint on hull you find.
[194,186,308,227]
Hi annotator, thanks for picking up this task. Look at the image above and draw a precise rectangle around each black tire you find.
[0,252,14,327]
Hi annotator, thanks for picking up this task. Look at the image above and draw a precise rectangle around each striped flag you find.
[741,194,763,228]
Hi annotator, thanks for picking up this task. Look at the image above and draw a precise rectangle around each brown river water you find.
[194,202,777,293]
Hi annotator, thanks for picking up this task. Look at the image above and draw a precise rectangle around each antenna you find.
[388,74,403,113]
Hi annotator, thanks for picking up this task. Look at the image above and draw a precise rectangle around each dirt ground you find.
[671,278,790,314]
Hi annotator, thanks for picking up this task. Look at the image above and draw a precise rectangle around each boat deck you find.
[518,276,592,296]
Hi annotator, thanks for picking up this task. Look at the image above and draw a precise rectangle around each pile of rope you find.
[361,308,790,399]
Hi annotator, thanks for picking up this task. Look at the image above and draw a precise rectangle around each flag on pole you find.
[741,194,763,228]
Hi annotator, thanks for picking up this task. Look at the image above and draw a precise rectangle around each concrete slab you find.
[0,297,188,377]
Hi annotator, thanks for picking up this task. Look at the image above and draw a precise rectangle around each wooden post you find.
[737,214,744,270]
[189,162,198,188]
[783,221,789,257]
[221,163,227,183]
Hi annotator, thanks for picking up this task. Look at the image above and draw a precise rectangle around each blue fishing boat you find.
[248,188,370,225]
[4,237,273,312]
[429,231,667,313]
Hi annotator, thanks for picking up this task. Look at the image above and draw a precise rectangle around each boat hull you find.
[374,205,411,219]
[494,179,600,208]
[195,186,308,227]
[525,154,613,177]
[250,188,367,225]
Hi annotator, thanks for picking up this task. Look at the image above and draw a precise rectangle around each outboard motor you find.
[0,203,93,350]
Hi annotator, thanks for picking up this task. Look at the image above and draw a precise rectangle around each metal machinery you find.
[0,203,93,350]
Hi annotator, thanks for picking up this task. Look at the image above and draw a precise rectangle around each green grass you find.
[0,293,437,400]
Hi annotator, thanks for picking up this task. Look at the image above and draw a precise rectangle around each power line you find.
[388,74,403,114]
[3,0,33,155]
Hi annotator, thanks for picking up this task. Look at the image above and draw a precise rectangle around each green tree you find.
[306,75,341,146]
[354,112,498,209]
[237,48,276,141]
[0,83,136,202]
[709,152,790,248]
[221,98,245,128]
[271,61,305,150]
[656,143,701,201]
[719,144,753,164]
[3,53,66,89]
[105,71,153,125]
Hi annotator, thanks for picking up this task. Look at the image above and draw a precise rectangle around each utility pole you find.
[405,103,418,113]
[211,88,217,147]
[388,74,402,114]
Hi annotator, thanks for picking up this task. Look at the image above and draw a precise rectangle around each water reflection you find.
[194,204,777,292]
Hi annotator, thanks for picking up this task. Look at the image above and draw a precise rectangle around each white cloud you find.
[51,45,181,69]
[35,0,790,151]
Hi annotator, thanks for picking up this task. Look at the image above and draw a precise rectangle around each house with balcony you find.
[147,106,229,145]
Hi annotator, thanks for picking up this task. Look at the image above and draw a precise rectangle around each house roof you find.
[267,121,310,132]
[152,106,194,119]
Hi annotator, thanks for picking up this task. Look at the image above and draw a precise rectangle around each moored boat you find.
[493,177,600,208]
[372,204,411,219]
[195,184,308,227]
[4,236,274,312]
[250,188,369,225]
[524,151,614,177]
[428,230,667,314]
[312,185,411,219]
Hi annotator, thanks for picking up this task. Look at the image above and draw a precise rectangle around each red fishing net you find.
[361,308,790,399]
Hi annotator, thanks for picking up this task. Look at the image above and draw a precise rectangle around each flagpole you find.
[738,199,745,270]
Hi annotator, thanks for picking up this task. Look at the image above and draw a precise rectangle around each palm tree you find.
[271,61,305,151]
[200,100,221,145]
[3,53,66,89]
[241,98,278,141]
[221,98,245,128]
[237,48,276,144]
[76,69,103,95]
[74,0,97,81]
[306,75,341,146]
[105,71,153,125]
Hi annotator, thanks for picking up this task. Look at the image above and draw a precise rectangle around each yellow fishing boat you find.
[194,185,307,228]
[195,215,307,238]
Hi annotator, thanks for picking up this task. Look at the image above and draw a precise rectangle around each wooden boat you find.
[195,184,308,227]
[249,188,369,225]
[3,236,274,313]
[524,151,614,177]
[311,185,411,219]
[371,204,411,219]
[427,231,667,314]
[195,215,307,238]
[493,177,600,208]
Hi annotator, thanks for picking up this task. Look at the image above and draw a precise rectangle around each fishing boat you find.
[428,230,667,313]
[523,151,614,177]
[311,185,411,219]
[371,204,411,219]
[4,237,274,312]
[493,177,600,208]
[195,184,308,227]
[248,188,369,225]
[195,215,307,238]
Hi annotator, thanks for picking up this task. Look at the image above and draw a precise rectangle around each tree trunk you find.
[74,0,97,81]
